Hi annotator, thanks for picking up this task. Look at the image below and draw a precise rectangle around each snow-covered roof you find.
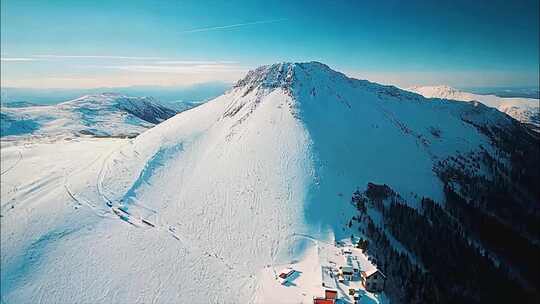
[278,268,295,279]
[341,266,354,274]
[321,266,337,289]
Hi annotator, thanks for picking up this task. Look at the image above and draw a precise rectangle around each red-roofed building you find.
[325,289,338,300]
[313,298,334,304]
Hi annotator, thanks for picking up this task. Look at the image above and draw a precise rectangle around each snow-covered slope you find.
[408,85,539,131]
[0,93,177,139]
[1,63,536,303]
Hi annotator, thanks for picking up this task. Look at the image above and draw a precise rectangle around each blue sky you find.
[1,0,539,88]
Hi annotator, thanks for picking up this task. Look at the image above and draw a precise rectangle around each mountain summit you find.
[234,62,338,90]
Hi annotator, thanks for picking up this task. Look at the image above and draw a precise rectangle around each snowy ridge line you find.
[407,85,540,130]
[1,93,179,139]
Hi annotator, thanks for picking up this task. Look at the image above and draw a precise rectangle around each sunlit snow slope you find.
[1,62,520,303]
[408,85,539,131]
[0,93,177,139]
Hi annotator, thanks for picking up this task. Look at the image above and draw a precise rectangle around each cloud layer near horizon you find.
[2,55,539,89]
[1,55,248,88]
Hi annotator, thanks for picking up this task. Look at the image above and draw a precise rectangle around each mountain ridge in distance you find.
[1,93,178,138]
[408,84,540,132]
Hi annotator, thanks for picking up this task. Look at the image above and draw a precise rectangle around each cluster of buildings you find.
[272,239,386,304]
[315,245,386,304]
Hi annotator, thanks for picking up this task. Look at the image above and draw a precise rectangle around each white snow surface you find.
[407,85,539,130]
[0,93,177,139]
[1,62,511,303]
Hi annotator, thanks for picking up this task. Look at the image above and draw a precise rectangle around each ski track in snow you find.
[0,148,22,176]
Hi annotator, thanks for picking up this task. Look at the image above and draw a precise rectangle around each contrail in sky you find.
[181,19,287,33]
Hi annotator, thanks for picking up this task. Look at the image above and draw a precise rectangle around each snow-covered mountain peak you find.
[234,62,295,91]
[56,93,176,124]
[60,93,152,108]
[233,61,346,92]
[225,62,427,124]
[409,85,455,92]
[224,62,356,121]
[407,85,470,100]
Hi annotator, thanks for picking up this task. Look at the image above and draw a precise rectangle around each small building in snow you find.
[325,289,337,300]
[346,256,361,280]
[321,266,337,288]
[340,266,354,281]
[313,298,334,304]
[361,269,386,293]
[352,260,361,278]
[278,268,295,285]
[313,289,338,304]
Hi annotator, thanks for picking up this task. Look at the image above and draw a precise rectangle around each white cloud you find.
[104,63,247,74]
[1,57,38,62]
[154,60,238,65]
[1,56,247,88]
[33,55,166,60]
[1,71,243,89]
[4,55,237,65]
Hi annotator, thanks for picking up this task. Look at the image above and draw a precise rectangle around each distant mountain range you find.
[465,86,540,99]
[1,93,179,138]
[408,85,540,132]
[0,82,230,106]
